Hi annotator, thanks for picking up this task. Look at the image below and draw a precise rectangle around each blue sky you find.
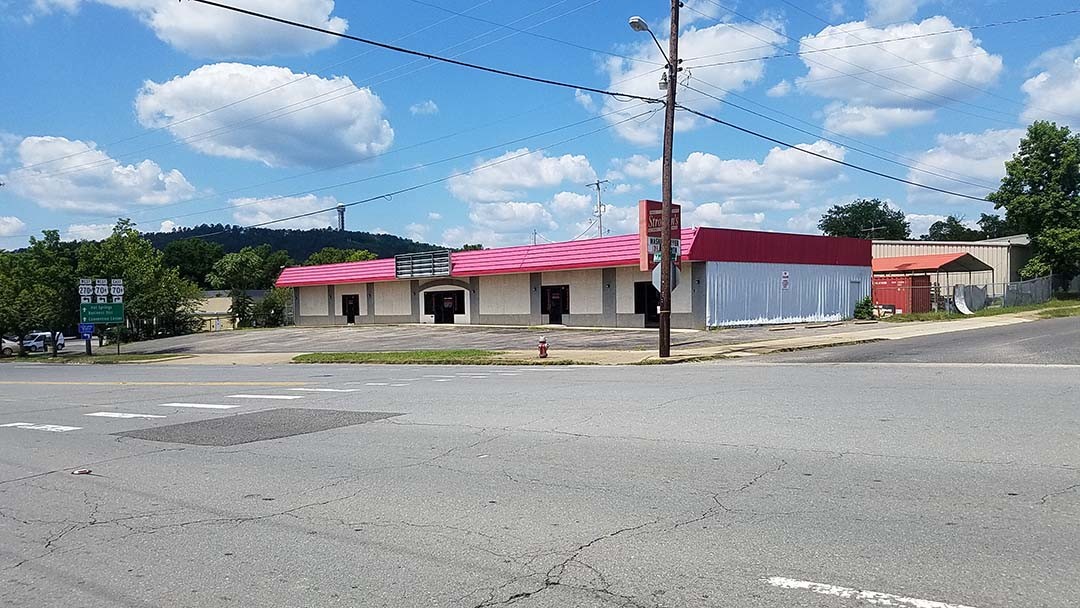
[2,0,1079,249]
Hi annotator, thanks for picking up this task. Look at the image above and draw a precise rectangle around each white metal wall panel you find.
[706,262,870,326]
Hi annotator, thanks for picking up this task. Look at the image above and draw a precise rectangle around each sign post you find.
[78,278,125,357]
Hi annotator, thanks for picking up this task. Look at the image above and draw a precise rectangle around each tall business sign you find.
[638,199,681,272]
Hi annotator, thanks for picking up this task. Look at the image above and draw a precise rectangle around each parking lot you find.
[116,322,884,355]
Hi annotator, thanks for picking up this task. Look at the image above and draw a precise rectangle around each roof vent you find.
[395,250,451,279]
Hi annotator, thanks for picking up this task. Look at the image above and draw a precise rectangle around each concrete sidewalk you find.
[498,313,1037,364]
[140,312,1040,366]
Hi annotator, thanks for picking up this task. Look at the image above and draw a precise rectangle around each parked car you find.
[22,332,65,353]
[1,337,19,357]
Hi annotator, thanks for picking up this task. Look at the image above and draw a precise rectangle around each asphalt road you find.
[771,316,1080,365]
[1,329,1077,606]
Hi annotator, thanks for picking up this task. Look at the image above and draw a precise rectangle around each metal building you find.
[872,235,1031,294]
[277,227,872,329]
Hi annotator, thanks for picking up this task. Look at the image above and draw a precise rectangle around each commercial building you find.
[872,235,1031,293]
[276,227,872,329]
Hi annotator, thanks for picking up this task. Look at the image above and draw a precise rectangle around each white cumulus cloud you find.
[1021,39,1080,130]
[798,17,1002,136]
[64,223,115,241]
[404,222,428,241]
[614,140,847,201]
[905,128,1023,204]
[602,19,786,144]
[32,1,347,58]
[864,0,931,26]
[550,191,593,215]
[468,202,556,233]
[229,194,340,229]
[2,136,196,213]
[448,149,595,203]
[135,63,394,168]
[685,202,766,230]
[0,216,27,237]
[409,100,439,116]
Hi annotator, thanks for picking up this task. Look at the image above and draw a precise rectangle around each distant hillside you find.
[145,224,441,261]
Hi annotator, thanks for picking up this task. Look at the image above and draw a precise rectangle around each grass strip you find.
[292,350,586,365]
[881,297,1080,322]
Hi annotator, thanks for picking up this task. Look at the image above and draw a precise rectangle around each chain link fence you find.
[873,275,1057,316]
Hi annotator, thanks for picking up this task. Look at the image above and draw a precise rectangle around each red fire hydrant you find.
[538,336,548,359]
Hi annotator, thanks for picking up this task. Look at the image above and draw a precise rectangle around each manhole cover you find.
[114,408,401,446]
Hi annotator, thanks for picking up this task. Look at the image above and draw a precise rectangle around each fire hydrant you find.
[538,336,548,359]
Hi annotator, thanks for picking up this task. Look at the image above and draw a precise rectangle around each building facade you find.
[872,236,1031,289]
[278,228,872,329]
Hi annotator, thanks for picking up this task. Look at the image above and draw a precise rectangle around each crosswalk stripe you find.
[1,422,81,432]
[158,403,238,410]
[225,394,304,400]
[86,412,166,419]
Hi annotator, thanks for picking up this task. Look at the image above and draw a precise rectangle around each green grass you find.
[1038,305,1080,319]
[292,350,587,365]
[881,297,1080,323]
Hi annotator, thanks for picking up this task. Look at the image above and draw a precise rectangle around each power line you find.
[403,0,664,66]
[676,102,989,202]
[121,104,655,231]
[185,0,663,105]
[19,0,605,182]
[683,2,1017,126]
[682,8,1080,68]
[186,108,660,237]
[771,0,1080,123]
[12,0,503,174]
[683,81,998,191]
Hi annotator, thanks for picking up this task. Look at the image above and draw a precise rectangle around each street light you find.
[627,16,669,63]
[629,5,680,358]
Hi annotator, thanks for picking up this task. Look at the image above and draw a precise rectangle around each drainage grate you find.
[114,408,401,446]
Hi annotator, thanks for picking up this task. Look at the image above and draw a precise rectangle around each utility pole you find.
[533,229,537,246]
[586,179,609,238]
[659,0,680,358]
[862,225,886,239]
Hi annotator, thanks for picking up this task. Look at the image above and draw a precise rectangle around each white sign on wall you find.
[781,271,791,291]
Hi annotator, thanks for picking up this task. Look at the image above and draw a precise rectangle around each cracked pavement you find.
[1,346,1078,606]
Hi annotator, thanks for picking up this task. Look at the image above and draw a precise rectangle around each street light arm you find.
[647,30,669,64]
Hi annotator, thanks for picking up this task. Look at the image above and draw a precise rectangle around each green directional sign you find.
[80,302,124,324]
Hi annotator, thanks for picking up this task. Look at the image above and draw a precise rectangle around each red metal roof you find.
[872,253,993,274]
[686,227,870,267]
[276,227,871,287]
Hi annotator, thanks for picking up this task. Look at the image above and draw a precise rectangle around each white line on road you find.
[158,403,239,410]
[287,388,358,393]
[389,383,410,387]
[225,394,305,400]
[86,412,166,419]
[432,379,454,382]
[364,382,389,386]
[423,375,456,378]
[1,422,81,432]
[765,577,978,608]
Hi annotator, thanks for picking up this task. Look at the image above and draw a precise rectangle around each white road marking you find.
[390,378,420,381]
[765,577,978,608]
[423,375,456,378]
[364,382,389,386]
[1,422,81,433]
[389,383,409,387]
[225,394,304,400]
[288,388,358,393]
[432,379,454,382]
[158,403,238,410]
[85,412,166,419]
[497,373,521,376]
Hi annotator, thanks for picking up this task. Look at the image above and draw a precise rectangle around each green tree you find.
[252,287,293,327]
[228,289,254,328]
[460,243,484,251]
[818,198,910,240]
[163,238,225,287]
[207,247,266,290]
[988,121,1080,279]
[976,214,1018,239]
[77,220,203,339]
[922,216,983,241]
[303,247,376,266]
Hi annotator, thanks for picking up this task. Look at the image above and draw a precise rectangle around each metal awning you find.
[872,252,993,274]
